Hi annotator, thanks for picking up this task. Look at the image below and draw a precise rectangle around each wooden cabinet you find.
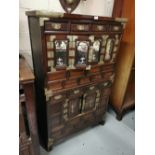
[26,11,126,151]
[19,56,40,155]
[110,0,135,120]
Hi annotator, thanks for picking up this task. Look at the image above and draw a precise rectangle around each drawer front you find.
[45,21,69,31]
[110,25,122,32]
[79,77,90,85]
[71,23,90,32]
[69,70,85,79]
[48,81,63,91]
[90,73,102,82]
[92,24,107,32]
[64,79,78,88]
[47,71,66,81]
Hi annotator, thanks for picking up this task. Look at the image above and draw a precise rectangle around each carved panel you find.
[82,92,97,112]
[68,97,81,117]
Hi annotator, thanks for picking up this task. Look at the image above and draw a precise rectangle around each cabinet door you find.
[68,97,82,118]
[82,92,96,112]
[67,88,83,118]
[82,85,98,112]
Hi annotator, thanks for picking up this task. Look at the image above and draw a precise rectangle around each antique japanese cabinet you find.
[26,11,127,151]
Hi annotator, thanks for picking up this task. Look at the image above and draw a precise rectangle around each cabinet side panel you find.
[28,16,48,148]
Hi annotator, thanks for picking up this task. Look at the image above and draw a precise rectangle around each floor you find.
[40,109,135,155]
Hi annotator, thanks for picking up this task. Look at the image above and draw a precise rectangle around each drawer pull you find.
[77,25,85,31]
[113,26,120,31]
[90,86,95,90]
[54,95,62,100]
[97,25,104,31]
[51,23,62,30]
[74,90,80,94]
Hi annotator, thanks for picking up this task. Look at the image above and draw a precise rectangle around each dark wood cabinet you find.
[26,11,126,151]
[19,56,40,155]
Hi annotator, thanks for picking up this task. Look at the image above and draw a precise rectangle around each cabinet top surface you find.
[26,10,127,23]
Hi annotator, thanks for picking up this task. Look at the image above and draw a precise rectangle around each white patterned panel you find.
[47,51,54,58]
[48,60,54,67]
[69,50,75,57]
[47,42,53,49]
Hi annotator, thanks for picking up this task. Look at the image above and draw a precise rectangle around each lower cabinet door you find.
[68,97,82,118]
[82,91,97,112]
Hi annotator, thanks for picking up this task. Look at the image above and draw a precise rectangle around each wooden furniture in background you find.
[26,11,126,151]
[110,0,135,120]
[19,55,40,155]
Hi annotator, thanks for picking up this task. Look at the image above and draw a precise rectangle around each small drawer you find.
[48,81,63,91]
[69,70,85,79]
[90,74,102,81]
[47,71,66,81]
[79,77,90,85]
[111,25,122,32]
[64,79,77,88]
[88,66,100,74]
[45,21,69,31]
[92,24,107,32]
[71,23,90,32]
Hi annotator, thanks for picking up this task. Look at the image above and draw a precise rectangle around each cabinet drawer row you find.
[47,64,114,82]
[44,21,123,33]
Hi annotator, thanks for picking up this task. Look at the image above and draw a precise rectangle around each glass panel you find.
[54,40,68,67]
[75,41,90,66]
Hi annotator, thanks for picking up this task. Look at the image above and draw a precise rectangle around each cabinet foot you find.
[116,114,123,121]
[99,120,105,125]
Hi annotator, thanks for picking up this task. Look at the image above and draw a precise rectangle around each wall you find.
[19,0,114,67]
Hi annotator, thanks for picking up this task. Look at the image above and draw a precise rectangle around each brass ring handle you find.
[77,25,85,31]
[51,23,62,30]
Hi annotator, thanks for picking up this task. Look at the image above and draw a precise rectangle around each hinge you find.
[44,88,53,101]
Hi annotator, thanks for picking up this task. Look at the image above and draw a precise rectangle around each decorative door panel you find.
[68,97,81,118]
[82,92,97,112]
